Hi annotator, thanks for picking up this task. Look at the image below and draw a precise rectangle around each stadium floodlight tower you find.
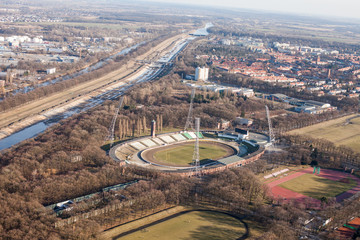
[184,88,196,131]
[265,105,275,145]
[105,96,124,148]
[192,117,201,176]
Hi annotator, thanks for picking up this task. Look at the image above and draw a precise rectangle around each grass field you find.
[247,24,360,44]
[279,174,357,200]
[117,211,246,240]
[153,142,229,166]
[288,115,360,153]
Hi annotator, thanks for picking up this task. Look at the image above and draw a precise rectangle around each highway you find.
[0,33,194,150]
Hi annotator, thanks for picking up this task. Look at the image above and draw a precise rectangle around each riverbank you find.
[0,33,193,150]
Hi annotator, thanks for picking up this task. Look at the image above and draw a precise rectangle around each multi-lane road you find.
[0,32,194,150]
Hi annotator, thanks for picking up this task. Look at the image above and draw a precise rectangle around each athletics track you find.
[267,167,360,208]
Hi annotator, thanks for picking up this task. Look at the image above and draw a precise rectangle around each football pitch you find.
[116,211,246,240]
[279,173,357,200]
[153,142,230,166]
[288,115,360,153]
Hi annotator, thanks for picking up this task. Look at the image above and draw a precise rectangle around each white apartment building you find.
[195,66,209,81]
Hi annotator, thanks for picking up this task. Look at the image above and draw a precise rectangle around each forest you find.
[1,23,360,239]
[0,69,359,239]
[208,26,360,53]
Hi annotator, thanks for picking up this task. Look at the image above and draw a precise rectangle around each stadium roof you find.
[217,155,244,165]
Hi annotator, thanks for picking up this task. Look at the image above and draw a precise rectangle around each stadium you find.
[109,92,268,175]
[109,128,268,176]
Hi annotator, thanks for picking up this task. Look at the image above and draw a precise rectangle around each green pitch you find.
[117,211,246,240]
[153,142,229,166]
[279,174,357,200]
[288,115,360,153]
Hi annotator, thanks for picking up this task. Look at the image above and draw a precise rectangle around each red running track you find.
[267,167,360,206]
[267,168,309,188]
[304,168,360,202]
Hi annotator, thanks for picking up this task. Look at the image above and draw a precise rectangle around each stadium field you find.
[148,141,235,167]
[116,210,246,240]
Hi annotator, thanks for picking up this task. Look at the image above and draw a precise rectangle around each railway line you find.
[0,33,193,150]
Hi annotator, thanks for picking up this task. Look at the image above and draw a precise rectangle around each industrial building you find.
[267,93,336,114]
[184,81,255,98]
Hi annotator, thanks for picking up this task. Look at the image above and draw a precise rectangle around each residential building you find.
[195,66,209,81]
[46,68,56,74]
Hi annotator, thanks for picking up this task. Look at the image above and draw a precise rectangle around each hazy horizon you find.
[142,0,360,20]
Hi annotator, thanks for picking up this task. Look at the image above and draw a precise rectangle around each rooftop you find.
[217,155,244,165]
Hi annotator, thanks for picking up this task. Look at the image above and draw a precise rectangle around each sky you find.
[146,0,360,20]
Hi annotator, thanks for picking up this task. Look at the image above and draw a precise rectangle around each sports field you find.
[117,211,246,240]
[288,114,360,153]
[268,167,360,208]
[151,142,234,166]
[279,174,357,200]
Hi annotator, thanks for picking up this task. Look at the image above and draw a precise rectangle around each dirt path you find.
[343,114,360,126]
[0,33,189,135]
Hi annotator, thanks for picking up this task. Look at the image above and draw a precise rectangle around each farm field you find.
[288,115,360,153]
[37,21,139,30]
[245,22,360,44]
[153,142,230,166]
[279,173,357,200]
[116,211,246,240]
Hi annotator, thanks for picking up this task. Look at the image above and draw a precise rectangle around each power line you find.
[184,88,195,131]
[193,117,200,176]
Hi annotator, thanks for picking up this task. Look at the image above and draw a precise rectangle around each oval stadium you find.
[110,130,267,176]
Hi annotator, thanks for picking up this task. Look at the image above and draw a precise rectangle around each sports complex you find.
[106,116,360,238]
[110,130,268,176]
